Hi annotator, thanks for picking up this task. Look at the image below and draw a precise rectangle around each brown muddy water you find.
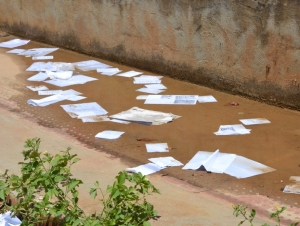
[1,38,300,208]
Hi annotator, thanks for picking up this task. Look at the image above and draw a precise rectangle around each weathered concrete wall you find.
[0,0,299,109]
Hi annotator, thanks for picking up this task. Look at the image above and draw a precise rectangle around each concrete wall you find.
[0,0,299,109]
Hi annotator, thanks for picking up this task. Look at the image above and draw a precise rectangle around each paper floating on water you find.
[61,102,108,118]
[283,176,300,194]
[126,163,166,176]
[32,55,54,60]
[239,118,271,125]
[116,70,143,78]
[6,49,26,54]
[26,85,49,91]
[0,211,21,226]
[214,124,251,135]
[133,76,161,84]
[38,90,63,95]
[144,95,198,105]
[148,156,183,168]
[110,119,131,124]
[73,60,111,71]
[95,130,125,140]
[81,116,111,123]
[18,48,58,57]
[44,75,97,87]
[145,84,167,90]
[27,72,49,82]
[146,143,169,153]
[198,95,217,103]
[136,87,165,94]
[109,106,181,125]
[183,149,275,179]
[96,68,121,76]
[26,62,75,72]
[0,38,30,48]
[46,70,73,80]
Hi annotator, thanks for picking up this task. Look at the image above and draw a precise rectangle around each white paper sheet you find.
[27,72,49,82]
[81,116,110,123]
[140,75,164,79]
[239,118,271,125]
[73,60,111,71]
[148,157,183,168]
[198,95,217,103]
[116,70,143,77]
[61,102,108,118]
[44,75,97,87]
[283,176,300,194]
[182,151,213,170]
[27,94,69,107]
[136,95,148,100]
[95,130,125,139]
[145,84,167,89]
[0,211,21,226]
[67,96,86,101]
[32,55,54,60]
[109,107,181,125]
[6,49,25,54]
[144,95,198,105]
[0,39,30,48]
[146,143,169,153]
[110,119,131,124]
[18,48,58,57]
[26,85,49,91]
[26,62,75,72]
[214,124,251,135]
[97,68,121,76]
[46,71,73,80]
[202,150,236,173]
[136,88,165,94]
[126,163,166,176]
[38,90,63,95]
[133,78,161,84]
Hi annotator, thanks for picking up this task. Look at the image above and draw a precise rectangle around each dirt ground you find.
[0,34,300,224]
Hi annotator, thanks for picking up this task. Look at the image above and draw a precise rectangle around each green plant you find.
[232,204,299,226]
[0,138,159,226]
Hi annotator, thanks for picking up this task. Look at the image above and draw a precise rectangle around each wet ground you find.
[1,35,300,209]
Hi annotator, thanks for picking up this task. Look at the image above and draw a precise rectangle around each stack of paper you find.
[95,130,124,140]
[0,38,30,48]
[73,60,111,71]
[116,70,143,77]
[44,75,97,87]
[144,95,198,105]
[26,62,75,72]
[283,176,300,194]
[97,68,121,76]
[109,107,181,125]
[239,118,271,125]
[183,150,275,178]
[61,102,108,118]
[146,143,169,153]
[18,48,58,57]
[214,124,251,135]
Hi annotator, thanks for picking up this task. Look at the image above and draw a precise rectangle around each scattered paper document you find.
[146,143,169,153]
[32,55,54,60]
[126,163,165,176]
[81,116,110,123]
[73,60,111,71]
[67,95,86,101]
[144,95,198,105]
[283,176,300,194]
[110,119,131,124]
[27,72,49,82]
[46,70,73,80]
[44,75,97,87]
[0,211,21,226]
[61,102,108,118]
[38,90,63,95]
[0,39,30,48]
[149,157,183,168]
[95,130,124,140]
[28,94,69,107]
[133,77,161,84]
[214,124,251,135]
[136,88,165,94]
[116,70,143,77]
[239,118,271,125]
[26,85,49,91]
[183,150,275,178]
[26,62,75,72]
[6,49,25,54]
[198,95,217,103]
[140,75,163,79]
[18,48,58,57]
[145,84,167,89]
[136,95,148,100]
[109,107,181,125]
[97,68,121,76]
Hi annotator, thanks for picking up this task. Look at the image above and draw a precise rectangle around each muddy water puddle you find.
[1,38,300,207]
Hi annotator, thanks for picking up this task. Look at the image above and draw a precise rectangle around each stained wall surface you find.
[0,0,299,109]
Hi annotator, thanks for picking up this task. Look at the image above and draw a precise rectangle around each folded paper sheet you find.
[144,95,198,105]
[183,150,275,178]
[146,143,169,153]
[283,176,300,194]
[95,130,124,140]
[44,75,97,87]
[0,39,30,48]
[61,102,108,118]
[126,163,166,176]
[109,107,181,125]
[0,211,21,226]
[18,48,58,57]
[26,62,75,72]
[239,118,271,125]
[148,157,183,168]
[214,124,251,135]
[73,60,111,71]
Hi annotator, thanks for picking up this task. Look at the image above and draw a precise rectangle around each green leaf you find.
[117,172,126,185]
[143,221,151,226]
[89,188,97,199]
